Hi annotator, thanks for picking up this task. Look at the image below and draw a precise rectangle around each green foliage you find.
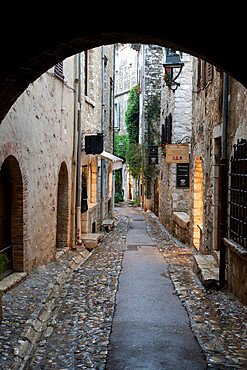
[114,134,129,161]
[0,253,9,274]
[125,84,140,143]
[125,142,143,179]
[114,192,124,203]
[144,95,160,146]
[143,95,161,198]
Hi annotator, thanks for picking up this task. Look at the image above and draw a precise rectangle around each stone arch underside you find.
[0,15,246,122]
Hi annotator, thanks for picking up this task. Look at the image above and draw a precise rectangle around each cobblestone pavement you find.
[144,210,247,369]
[1,207,247,369]
[28,215,128,369]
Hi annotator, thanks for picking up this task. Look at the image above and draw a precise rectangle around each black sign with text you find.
[149,146,158,165]
[176,163,190,188]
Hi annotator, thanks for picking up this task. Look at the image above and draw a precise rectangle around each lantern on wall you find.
[163,49,184,91]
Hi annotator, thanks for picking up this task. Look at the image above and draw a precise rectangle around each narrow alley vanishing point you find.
[1,206,247,369]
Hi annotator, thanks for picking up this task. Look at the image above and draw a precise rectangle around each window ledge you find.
[224,237,247,261]
[85,96,96,108]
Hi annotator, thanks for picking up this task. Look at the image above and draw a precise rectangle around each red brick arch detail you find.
[0,142,28,273]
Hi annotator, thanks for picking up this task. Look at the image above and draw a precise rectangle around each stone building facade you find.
[81,45,116,237]
[159,51,193,242]
[0,45,117,281]
[191,57,247,304]
[139,44,163,210]
[0,56,75,274]
[190,59,223,254]
[114,44,140,201]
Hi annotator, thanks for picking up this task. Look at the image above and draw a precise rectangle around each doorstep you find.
[102,219,114,232]
[81,233,103,249]
[193,254,219,288]
[0,272,27,293]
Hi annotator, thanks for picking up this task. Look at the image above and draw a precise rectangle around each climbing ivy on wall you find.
[125,84,140,143]
[143,95,161,198]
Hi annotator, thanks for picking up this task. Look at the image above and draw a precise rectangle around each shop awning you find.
[97,151,123,170]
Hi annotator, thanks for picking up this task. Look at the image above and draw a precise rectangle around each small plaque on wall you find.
[176,163,190,188]
[166,144,189,163]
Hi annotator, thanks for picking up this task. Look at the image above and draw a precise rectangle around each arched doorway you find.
[108,163,113,218]
[56,162,69,250]
[90,158,97,203]
[193,156,203,250]
[0,156,24,278]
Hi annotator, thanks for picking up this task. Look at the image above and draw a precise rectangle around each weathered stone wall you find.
[190,59,223,253]
[0,57,75,272]
[81,45,115,233]
[139,45,163,207]
[159,52,193,237]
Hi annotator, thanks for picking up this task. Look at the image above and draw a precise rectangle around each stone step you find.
[102,219,114,232]
[193,254,219,288]
[81,233,103,249]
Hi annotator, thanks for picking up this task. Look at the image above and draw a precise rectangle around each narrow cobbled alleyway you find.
[106,208,206,369]
[1,206,247,369]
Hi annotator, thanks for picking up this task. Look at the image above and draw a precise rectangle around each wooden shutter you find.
[206,63,213,84]
[54,62,64,80]
[197,59,201,90]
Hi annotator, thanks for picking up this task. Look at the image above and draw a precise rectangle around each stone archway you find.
[56,162,69,250]
[193,156,203,250]
[0,15,246,122]
[0,155,24,277]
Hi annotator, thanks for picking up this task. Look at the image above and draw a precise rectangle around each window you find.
[229,139,247,248]
[109,78,113,127]
[115,102,120,130]
[54,61,64,80]
[161,113,172,144]
[84,50,88,96]
[197,59,213,90]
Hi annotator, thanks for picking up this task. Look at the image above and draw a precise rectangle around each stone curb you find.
[12,249,92,370]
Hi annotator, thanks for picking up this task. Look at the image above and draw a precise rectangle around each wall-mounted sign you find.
[166,144,189,163]
[149,146,158,165]
[85,133,104,154]
[176,163,190,188]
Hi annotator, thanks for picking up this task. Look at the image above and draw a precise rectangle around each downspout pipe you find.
[113,43,116,155]
[101,46,105,200]
[219,72,228,288]
[76,53,82,244]
[71,54,79,248]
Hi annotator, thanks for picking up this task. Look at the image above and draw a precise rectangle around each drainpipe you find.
[219,72,228,288]
[76,53,82,244]
[71,54,79,248]
[113,43,116,154]
[101,46,105,200]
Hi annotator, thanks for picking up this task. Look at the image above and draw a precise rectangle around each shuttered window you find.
[54,61,64,80]
[197,59,213,90]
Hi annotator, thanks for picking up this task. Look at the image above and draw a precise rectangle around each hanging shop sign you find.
[149,146,158,164]
[166,144,189,164]
[176,163,190,188]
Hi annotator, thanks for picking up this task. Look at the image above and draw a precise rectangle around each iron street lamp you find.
[163,49,184,91]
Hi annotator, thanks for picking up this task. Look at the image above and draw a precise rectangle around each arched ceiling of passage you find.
[0,8,245,122]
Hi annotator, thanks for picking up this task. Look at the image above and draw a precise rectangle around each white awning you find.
[97,151,123,170]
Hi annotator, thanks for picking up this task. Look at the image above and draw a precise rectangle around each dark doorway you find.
[56,162,69,250]
[0,156,24,279]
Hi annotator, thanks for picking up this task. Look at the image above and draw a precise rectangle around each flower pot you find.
[146,198,153,211]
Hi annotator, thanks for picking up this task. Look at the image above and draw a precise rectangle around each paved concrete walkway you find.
[107,208,206,369]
